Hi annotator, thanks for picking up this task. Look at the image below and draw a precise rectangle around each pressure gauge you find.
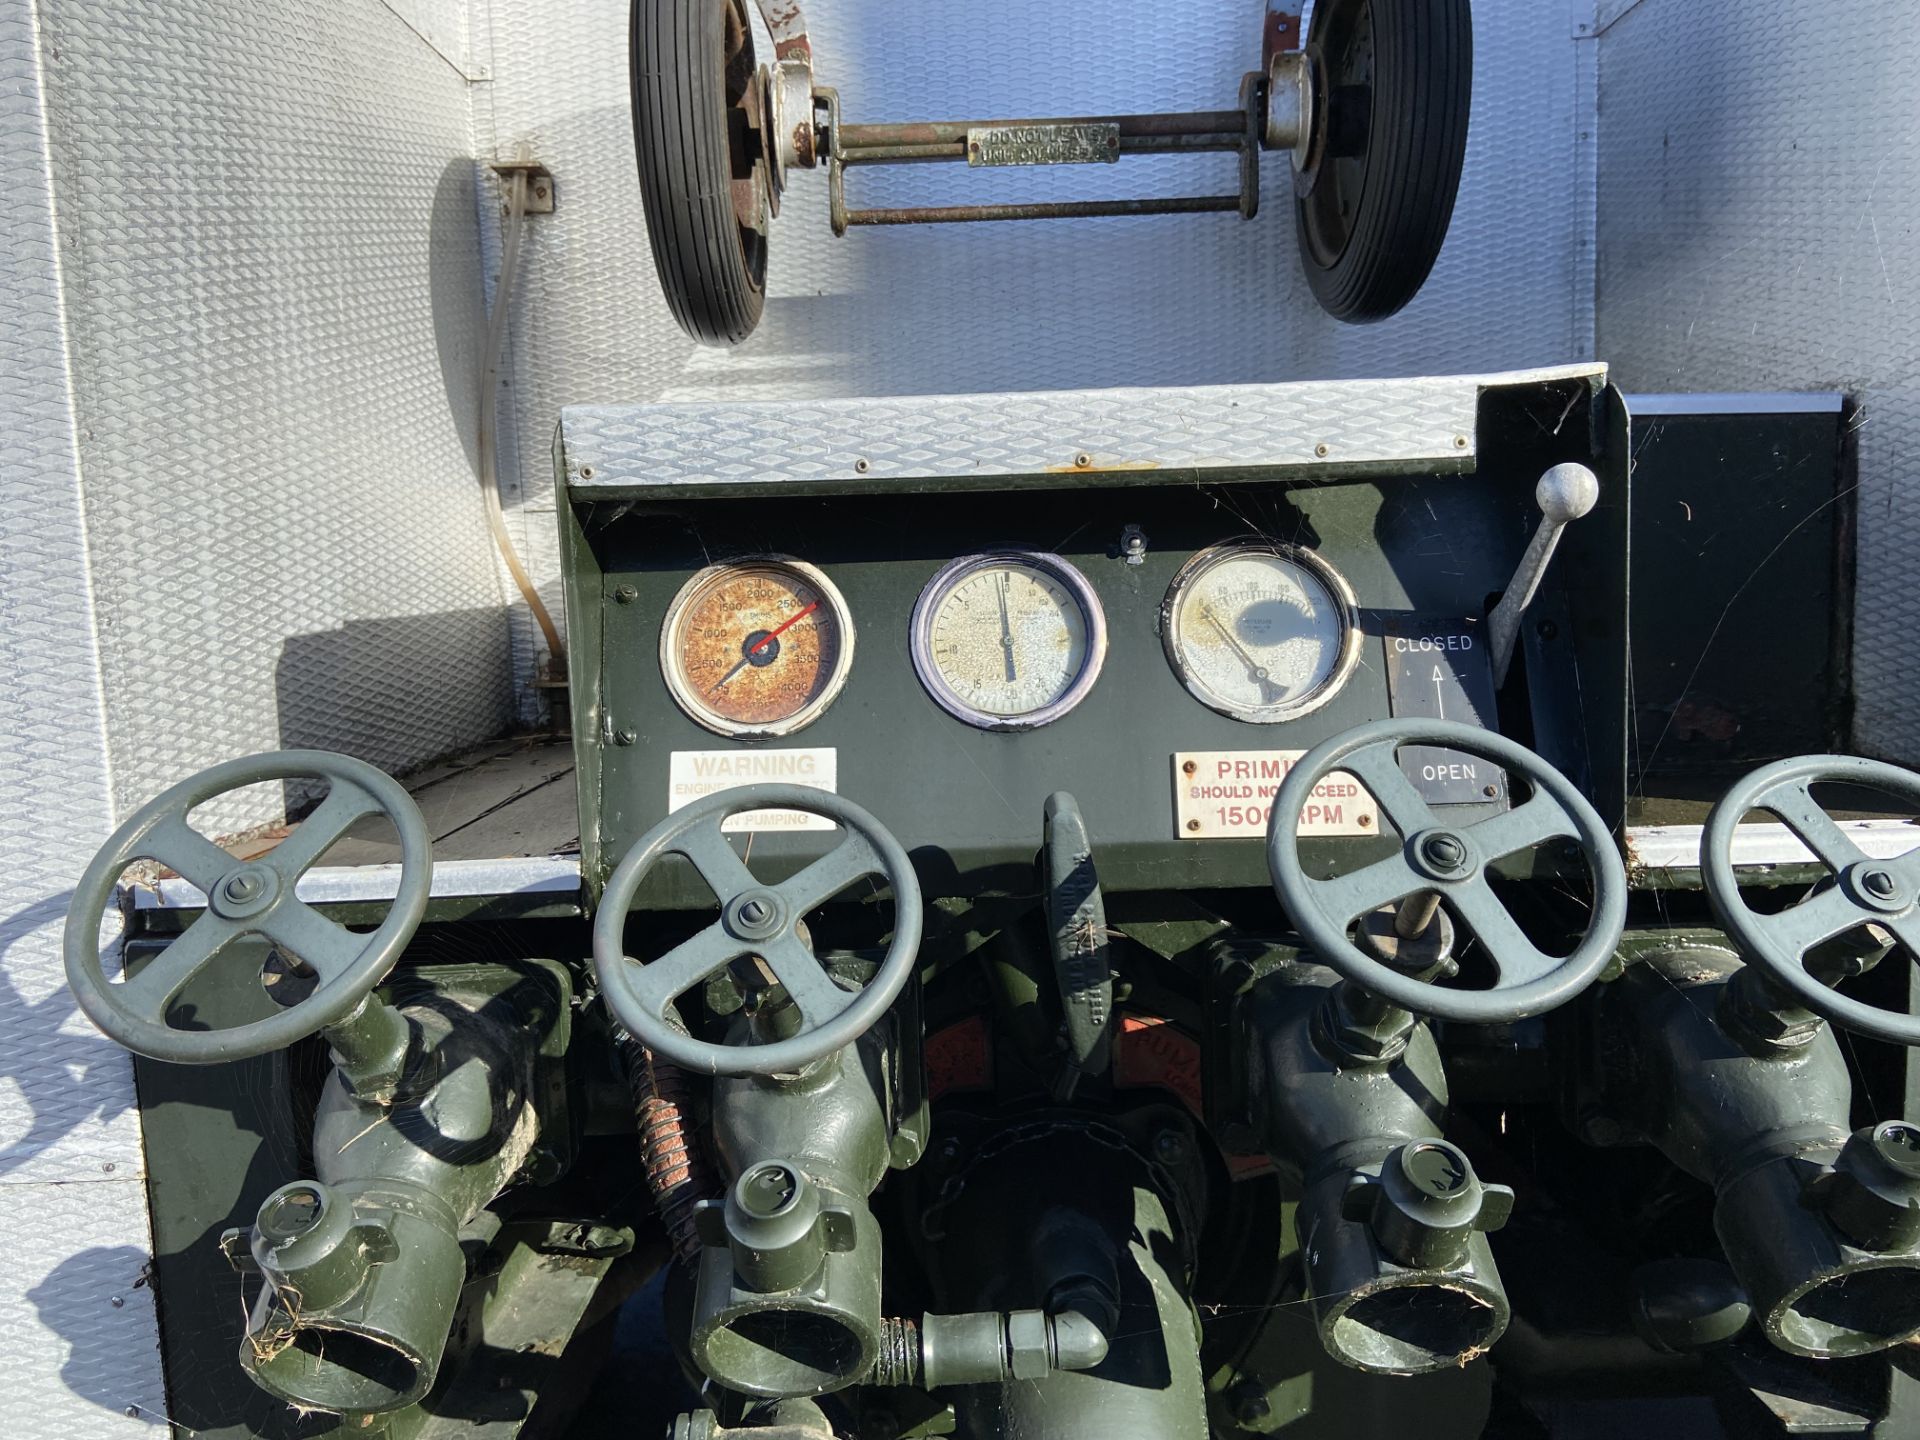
[910,551,1107,731]
[659,557,855,738]
[1161,541,1360,723]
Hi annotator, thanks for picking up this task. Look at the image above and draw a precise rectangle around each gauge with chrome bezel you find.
[910,551,1107,731]
[1161,540,1361,723]
[658,556,855,738]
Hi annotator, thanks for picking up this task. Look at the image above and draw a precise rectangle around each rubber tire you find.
[1295,0,1472,323]
[631,0,766,345]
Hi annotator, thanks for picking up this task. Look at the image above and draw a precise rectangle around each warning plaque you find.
[1173,751,1378,840]
[667,748,837,833]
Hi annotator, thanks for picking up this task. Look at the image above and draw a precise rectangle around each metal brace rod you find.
[841,196,1244,227]
[838,110,1250,163]
[822,86,1265,235]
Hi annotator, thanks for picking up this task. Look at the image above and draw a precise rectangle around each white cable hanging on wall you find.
[479,162,568,677]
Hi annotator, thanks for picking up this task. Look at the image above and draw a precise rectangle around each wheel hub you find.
[210,863,281,920]
[592,782,924,1076]
[1848,863,1912,915]
[726,889,788,942]
[1412,830,1475,882]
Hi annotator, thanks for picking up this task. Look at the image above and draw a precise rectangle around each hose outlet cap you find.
[1805,1122,1920,1253]
[1342,1140,1515,1269]
[702,1160,857,1294]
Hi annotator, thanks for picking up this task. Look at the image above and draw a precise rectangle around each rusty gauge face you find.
[1161,541,1361,723]
[658,558,856,738]
[910,551,1107,731]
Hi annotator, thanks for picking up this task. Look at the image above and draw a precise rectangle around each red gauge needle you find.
[753,601,819,654]
[710,601,820,692]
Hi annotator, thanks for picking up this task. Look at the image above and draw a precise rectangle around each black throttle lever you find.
[1043,792,1113,1100]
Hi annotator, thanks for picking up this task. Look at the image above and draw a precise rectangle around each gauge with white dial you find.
[1161,541,1360,723]
[911,552,1107,731]
[659,557,855,738]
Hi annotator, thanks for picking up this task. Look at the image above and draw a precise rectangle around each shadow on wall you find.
[429,155,488,483]
[26,1246,165,1422]
[278,161,516,751]
[274,609,517,784]
[1,886,311,1432]
[0,892,134,1181]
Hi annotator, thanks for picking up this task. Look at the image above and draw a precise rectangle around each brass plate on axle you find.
[966,123,1121,167]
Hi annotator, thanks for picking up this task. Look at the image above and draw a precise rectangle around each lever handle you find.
[1044,791,1112,1100]
[1486,463,1600,686]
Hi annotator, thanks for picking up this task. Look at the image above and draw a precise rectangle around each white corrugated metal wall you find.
[37,0,517,836]
[0,1,508,1433]
[1592,0,1920,762]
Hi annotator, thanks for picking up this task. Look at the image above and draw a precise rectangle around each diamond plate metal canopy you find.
[559,366,1608,497]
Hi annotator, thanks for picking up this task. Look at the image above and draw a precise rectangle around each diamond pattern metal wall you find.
[1,2,165,1431]
[1594,0,1920,762]
[37,0,516,836]
[7,0,525,1428]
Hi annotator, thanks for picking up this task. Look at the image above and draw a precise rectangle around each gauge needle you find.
[709,601,820,693]
[995,573,1017,683]
[1202,607,1279,700]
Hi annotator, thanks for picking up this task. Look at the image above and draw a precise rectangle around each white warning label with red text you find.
[668,748,838,833]
[1173,751,1378,840]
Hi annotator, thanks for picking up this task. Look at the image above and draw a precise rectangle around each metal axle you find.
[821,81,1269,235]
